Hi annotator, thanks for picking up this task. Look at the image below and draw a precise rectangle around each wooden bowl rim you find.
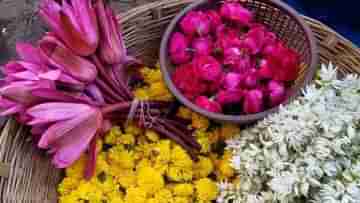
[160,0,319,123]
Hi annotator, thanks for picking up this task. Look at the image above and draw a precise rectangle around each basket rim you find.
[159,0,319,123]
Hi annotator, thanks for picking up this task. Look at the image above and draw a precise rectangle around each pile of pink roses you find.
[171,1,300,114]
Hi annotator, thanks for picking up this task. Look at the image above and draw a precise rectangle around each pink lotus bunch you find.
[170,1,300,114]
[0,0,199,178]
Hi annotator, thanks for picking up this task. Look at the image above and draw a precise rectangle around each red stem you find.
[101,101,132,115]
[95,78,124,102]
[92,55,132,100]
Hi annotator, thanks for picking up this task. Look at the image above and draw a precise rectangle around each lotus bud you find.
[39,0,99,56]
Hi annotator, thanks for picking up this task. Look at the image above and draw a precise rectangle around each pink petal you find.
[85,84,105,104]
[39,35,98,82]
[38,70,62,80]
[49,109,102,168]
[27,102,94,125]
[16,43,45,65]
[96,0,126,64]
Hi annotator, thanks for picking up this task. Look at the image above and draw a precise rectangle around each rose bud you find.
[208,72,224,93]
[220,2,253,26]
[243,89,264,114]
[223,72,244,90]
[193,55,222,82]
[206,10,222,31]
[216,89,243,106]
[195,96,222,113]
[244,69,258,89]
[172,63,207,100]
[267,80,286,107]
[224,48,253,73]
[191,37,213,56]
[242,26,266,55]
[180,11,211,36]
[169,32,191,64]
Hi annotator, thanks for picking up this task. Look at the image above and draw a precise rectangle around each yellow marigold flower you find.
[145,130,160,142]
[220,124,240,140]
[125,124,142,136]
[113,169,137,189]
[96,152,109,174]
[108,145,135,169]
[137,166,165,195]
[194,178,218,201]
[171,184,194,197]
[146,198,158,203]
[105,126,123,145]
[124,187,147,203]
[173,197,191,203]
[76,180,105,202]
[176,107,192,120]
[65,155,87,179]
[147,82,173,101]
[155,140,171,163]
[166,166,193,182]
[58,177,79,195]
[136,158,152,170]
[191,113,209,129]
[107,191,124,203]
[141,67,162,83]
[135,88,149,100]
[95,173,118,194]
[153,188,173,203]
[197,136,211,154]
[171,145,193,169]
[120,133,135,145]
[193,156,214,179]
[216,151,235,181]
[59,193,79,203]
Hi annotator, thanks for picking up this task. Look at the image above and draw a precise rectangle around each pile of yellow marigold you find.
[58,64,240,203]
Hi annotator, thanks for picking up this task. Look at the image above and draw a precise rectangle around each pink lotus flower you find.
[169,32,191,64]
[220,2,253,26]
[267,80,286,107]
[172,63,207,100]
[95,0,131,65]
[258,42,300,81]
[16,42,45,65]
[39,0,99,56]
[26,102,103,168]
[223,72,244,90]
[195,96,222,113]
[193,55,222,82]
[243,89,264,114]
[191,37,213,56]
[206,10,222,31]
[39,35,98,83]
[180,11,211,36]
[216,89,243,106]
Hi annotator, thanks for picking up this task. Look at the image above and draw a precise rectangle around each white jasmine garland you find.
[218,63,360,203]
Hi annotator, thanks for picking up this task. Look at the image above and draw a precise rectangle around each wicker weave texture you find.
[0,0,360,202]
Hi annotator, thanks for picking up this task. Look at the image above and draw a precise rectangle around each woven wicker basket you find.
[1,0,360,202]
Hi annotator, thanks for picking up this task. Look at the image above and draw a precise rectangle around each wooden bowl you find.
[160,0,318,124]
